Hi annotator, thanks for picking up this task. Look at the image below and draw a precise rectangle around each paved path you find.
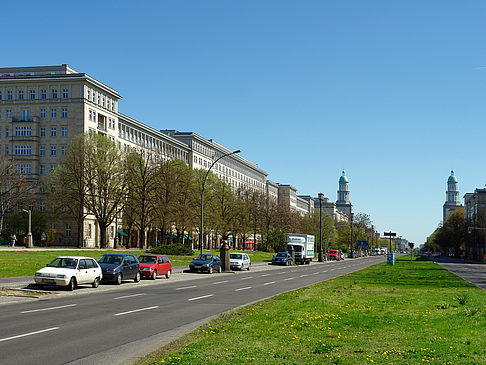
[431,256,486,290]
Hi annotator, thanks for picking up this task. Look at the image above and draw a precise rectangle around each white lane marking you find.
[321,270,328,273]
[300,274,308,278]
[263,281,276,286]
[261,274,271,277]
[0,327,59,342]
[310,272,319,275]
[20,304,76,314]
[113,293,146,300]
[240,277,253,280]
[235,287,252,291]
[114,306,159,316]
[212,280,228,285]
[291,270,298,272]
[176,285,198,290]
[188,294,213,301]
[284,277,295,281]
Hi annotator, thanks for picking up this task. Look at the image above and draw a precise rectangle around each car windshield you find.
[330,250,339,254]
[48,258,78,269]
[230,253,242,259]
[276,253,288,257]
[139,256,156,264]
[98,255,122,265]
[195,254,211,261]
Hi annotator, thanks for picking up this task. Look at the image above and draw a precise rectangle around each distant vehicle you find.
[189,254,222,274]
[98,253,141,284]
[329,249,343,261]
[229,252,251,271]
[34,256,102,291]
[287,233,314,264]
[138,254,172,279]
[272,252,292,266]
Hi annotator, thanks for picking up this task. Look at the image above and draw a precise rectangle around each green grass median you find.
[137,256,486,365]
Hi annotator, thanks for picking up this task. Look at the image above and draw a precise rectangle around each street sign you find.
[384,232,396,237]
[357,241,368,247]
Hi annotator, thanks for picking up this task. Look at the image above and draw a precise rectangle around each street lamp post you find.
[318,193,324,262]
[200,149,241,256]
[350,213,354,258]
[22,209,33,248]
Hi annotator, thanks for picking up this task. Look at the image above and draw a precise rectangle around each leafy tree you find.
[84,133,126,248]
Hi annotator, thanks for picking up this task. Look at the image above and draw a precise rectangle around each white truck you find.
[286,233,315,264]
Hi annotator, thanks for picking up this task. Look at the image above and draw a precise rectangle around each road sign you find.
[357,241,368,247]
[384,232,396,237]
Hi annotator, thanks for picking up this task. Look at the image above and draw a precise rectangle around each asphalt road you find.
[0,256,385,365]
[431,256,486,290]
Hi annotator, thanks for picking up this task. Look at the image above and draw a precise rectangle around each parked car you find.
[329,249,343,261]
[189,254,222,274]
[34,256,102,291]
[272,252,292,265]
[138,254,172,279]
[229,252,251,271]
[98,253,141,284]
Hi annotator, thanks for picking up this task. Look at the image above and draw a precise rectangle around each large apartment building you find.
[0,64,261,247]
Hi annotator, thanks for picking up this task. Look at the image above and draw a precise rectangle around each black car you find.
[98,253,141,284]
[189,254,222,274]
[272,252,292,265]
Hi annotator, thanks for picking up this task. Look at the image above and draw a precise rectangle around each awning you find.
[117,229,128,236]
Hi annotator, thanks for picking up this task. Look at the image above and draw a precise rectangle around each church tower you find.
[443,170,462,222]
[336,170,353,217]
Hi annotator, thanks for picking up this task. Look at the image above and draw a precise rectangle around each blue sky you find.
[4,1,486,244]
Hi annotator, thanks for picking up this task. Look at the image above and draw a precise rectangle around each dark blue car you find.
[98,253,141,284]
[189,254,222,274]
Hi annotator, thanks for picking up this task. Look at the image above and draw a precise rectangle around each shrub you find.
[147,244,194,256]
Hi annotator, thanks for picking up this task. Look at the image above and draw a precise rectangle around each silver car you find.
[229,252,251,271]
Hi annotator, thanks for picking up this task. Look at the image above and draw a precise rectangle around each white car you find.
[229,252,251,271]
[34,256,103,291]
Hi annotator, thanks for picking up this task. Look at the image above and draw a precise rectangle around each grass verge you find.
[137,256,486,365]
[0,249,274,278]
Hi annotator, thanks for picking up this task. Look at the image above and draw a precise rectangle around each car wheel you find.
[116,273,122,285]
[165,270,171,279]
[68,277,76,291]
[151,270,157,280]
[208,266,213,274]
[217,265,222,273]
[92,277,100,288]
[247,263,251,271]
[134,271,141,282]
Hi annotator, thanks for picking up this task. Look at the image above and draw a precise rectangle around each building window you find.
[14,145,32,155]
[39,164,45,175]
[50,127,56,137]
[5,146,8,156]
[51,109,57,118]
[49,164,56,172]
[40,201,45,212]
[41,89,47,99]
[30,90,36,100]
[40,127,46,137]
[15,126,32,136]
[61,108,68,118]
[62,89,68,99]
[39,145,45,156]
[5,127,9,138]
[40,108,46,119]
[18,90,24,100]
[65,224,71,237]
[6,109,12,119]
[21,110,30,121]
[0,91,2,100]
[61,127,68,137]
[51,89,58,99]
[17,164,32,174]
[50,145,56,156]
[88,224,92,238]
[60,145,66,155]
[7,91,12,100]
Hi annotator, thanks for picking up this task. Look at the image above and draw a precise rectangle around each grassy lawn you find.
[137,256,486,365]
[0,248,275,278]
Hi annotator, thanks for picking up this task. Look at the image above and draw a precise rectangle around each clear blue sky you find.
[4,1,486,244]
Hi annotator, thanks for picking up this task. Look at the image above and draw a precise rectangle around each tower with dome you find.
[336,170,353,217]
[443,170,462,222]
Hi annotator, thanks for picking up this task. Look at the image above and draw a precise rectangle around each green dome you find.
[339,171,349,183]
[448,170,458,183]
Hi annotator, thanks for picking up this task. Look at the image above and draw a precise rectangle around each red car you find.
[329,249,343,261]
[138,254,172,279]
